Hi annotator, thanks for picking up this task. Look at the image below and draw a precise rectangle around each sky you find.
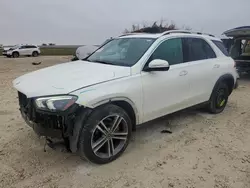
[0,0,249,45]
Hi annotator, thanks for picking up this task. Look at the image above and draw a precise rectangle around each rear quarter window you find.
[182,38,216,62]
[212,40,230,56]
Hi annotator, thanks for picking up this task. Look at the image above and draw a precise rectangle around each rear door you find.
[18,45,29,55]
[26,45,35,55]
[182,37,218,105]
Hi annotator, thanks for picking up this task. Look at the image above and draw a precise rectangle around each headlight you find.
[35,95,78,111]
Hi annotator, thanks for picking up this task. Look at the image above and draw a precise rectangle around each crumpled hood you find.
[13,60,131,98]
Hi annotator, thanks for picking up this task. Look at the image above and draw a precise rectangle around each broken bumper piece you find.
[20,107,63,138]
[18,91,79,139]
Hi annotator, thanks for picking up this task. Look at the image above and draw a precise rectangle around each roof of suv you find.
[14,44,38,47]
[119,30,220,41]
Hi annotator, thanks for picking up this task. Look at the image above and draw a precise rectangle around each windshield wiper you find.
[83,59,92,62]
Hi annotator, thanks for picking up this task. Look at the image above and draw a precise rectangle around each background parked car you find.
[223,26,250,76]
[221,38,234,52]
[2,44,40,58]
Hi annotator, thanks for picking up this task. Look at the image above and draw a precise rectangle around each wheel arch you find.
[91,97,139,127]
[12,51,19,56]
[69,97,139,153]
[210,74,235,99]
[32,51,39,56]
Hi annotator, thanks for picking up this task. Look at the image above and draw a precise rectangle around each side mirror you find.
[144,59,170,72]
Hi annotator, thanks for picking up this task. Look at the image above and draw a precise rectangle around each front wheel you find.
[207,82,229,114]
[12,52,19,58]
[78,104,132,164]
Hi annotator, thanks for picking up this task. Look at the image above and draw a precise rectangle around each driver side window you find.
[149,38,183,65]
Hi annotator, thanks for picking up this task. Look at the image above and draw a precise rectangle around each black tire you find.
[207,82,229,114]
[12,52,19,58]
[78,104,132,164]
[32,51,39,57]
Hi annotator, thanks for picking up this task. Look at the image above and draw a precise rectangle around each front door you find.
[141,37,191,122]
[18,46,29,55]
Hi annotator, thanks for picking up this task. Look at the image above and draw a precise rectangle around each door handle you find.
[179,70,188,76]
[213,64,220,68]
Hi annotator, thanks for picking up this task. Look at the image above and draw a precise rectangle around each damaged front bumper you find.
[17,91,90,152]
[20,109,63,138]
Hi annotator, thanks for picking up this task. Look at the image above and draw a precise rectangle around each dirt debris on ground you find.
[0,56,250,188]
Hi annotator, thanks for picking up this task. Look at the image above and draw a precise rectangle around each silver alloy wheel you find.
[91,114,128,159]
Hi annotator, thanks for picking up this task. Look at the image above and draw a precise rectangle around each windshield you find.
[86,38,155,67]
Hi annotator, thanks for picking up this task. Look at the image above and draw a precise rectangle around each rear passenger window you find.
[212,40,230,56]
[183,38,216,62]
[26,45,36,48]
[150,38,183,65]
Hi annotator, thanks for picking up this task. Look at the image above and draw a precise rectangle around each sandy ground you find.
[0,56,250,188]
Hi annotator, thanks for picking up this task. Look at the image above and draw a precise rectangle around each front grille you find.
[17,91,63,130]
[17,92,79,138]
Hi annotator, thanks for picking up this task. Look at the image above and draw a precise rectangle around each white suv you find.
[3,44,40,58]
[13,30,237,164]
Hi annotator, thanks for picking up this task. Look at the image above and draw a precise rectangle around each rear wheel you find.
[78,104,132,164]
[12,52,19,58]
[32,51,39,57]
[207,82,229,114]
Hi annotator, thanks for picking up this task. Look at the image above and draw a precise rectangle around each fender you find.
[69,107,92,153]
[91,96,140,124]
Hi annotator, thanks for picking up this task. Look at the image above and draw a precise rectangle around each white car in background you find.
[13,30,237,164]
[2,44,40,58]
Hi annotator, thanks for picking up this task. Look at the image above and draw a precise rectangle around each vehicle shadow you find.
[128,108,207,145]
